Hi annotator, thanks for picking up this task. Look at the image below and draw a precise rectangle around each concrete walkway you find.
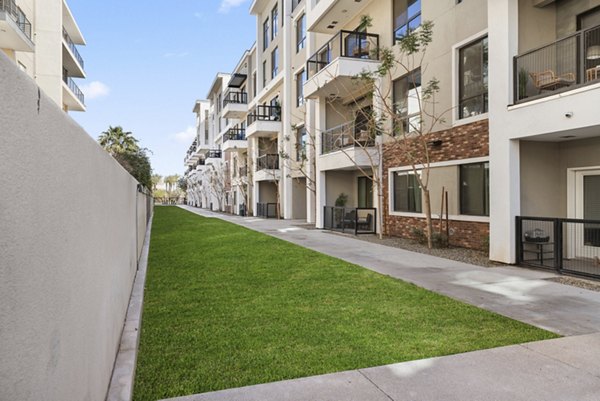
[164,206,600,401]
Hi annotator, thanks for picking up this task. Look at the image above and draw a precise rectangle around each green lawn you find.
[133,206,558,400]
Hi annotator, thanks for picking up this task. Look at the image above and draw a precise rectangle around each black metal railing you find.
[321,121,376,154]
[63,76,85,105]
[62,28,84,70]
[196,159,206,167]
[517,216,600,279]
[247,105,281,125]
[239,166,248,176]
[0,0,32,40]
[223,90,248,106]
[206,150,222,159]
[514,24,600,103]
[323,207,376,235]
[307,30,380,78]
[256,202,279,218]
[223,127,246,142]
[256,154,279,171]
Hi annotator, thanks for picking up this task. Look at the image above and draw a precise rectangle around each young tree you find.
[321,18,446,247]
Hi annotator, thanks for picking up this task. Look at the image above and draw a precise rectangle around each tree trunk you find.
[423,188,433,249]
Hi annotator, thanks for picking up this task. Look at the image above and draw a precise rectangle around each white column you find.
[488,0,520,264]
[314,97,327,228]
[282,0,294,219]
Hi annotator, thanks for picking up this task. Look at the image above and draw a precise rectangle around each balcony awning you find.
[228,73,247,88]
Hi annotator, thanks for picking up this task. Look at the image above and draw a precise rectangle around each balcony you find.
[0,0,34,52]
[205,149,222,164]
[62,28,85,77]
[62,75,86,112]
[304,30,380,100]
[222,127,247,153]
[255,154,280,182]
[246,105,282,138]
[222,90,248,119]
[514,24,600,103]
[307,0,375,33]
[323,207,377,235]
[319,121,379,171]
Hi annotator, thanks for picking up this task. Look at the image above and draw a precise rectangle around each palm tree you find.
[151,174,162,191]
[98,126,139,155]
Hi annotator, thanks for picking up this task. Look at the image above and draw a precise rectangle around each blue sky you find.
[69,0,256,177]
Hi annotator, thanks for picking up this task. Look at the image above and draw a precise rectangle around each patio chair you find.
[357,213,373,231]
[342,210,356,228]
[530,70,575,93]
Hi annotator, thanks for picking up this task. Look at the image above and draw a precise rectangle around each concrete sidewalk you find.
[164,333,600,401]
[166,206,600,401]
[180,206,600,336]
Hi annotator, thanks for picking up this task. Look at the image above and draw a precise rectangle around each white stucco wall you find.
[0,52,150,401]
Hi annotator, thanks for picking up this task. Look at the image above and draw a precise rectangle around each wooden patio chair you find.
[530,70,575,93]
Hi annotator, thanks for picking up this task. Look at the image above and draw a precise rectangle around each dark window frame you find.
[393,0,422,41]
[459,162,490,216]
[458,36,488,119]
[393,171,422,213]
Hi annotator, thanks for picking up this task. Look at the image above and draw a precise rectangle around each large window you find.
[393,172,422,213]
[263,18,269,50]
[358,177,373,208]
[296,126,307,161]
[393,69,421,135]
[272,5,278,40]
[460,162,489,216]
[296,69,305,107]
[271,47,279,78]
[394,0,421,40]
[262,61,267,87]
[459,37,488,119]
[296,13,306,52]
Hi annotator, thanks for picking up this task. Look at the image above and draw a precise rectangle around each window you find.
[271,47,279,78]
[262,61,267,87]
[296,69,305,107]
[393,172,422,213]
[272,5,278,40]
[263,18,269,50]
[296,13,306,52]
[460,162,489,216]
[252,71,257,99]
[459,36,488,119]
[204,110,209,142]
[296,126,307,161]
[358,177,373,208]
[394,0,421,40]
[393,69,421,135]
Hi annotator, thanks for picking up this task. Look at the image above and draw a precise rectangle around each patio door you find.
[572,169,600,258]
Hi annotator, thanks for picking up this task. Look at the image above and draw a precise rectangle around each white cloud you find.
[80,81,110,100]
[171,126,197,144]
[218,0,249,14]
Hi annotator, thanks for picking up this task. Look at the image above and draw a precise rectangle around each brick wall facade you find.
[382,119,490,251]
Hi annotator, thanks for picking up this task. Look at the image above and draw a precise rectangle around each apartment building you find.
[248,0,309,219]
[184,0,600,276]
[0,0,86,112]
[489,0,600,276]
[221,47,255,216]
[184,100,211,208]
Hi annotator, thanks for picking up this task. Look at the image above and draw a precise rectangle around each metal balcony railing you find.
[62,28,84,70]
[514,24,600,103]
[206,150,222,159]
[247,105,281,125]
[223,127,246,142]
[307,30,379,78]
[256,202,279,218]
[239,166,248,177]
[223,90,248,106]
[63,75,85,105]
[256,154,279,171]
[0,0,32,40]
[321,121,376,155]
